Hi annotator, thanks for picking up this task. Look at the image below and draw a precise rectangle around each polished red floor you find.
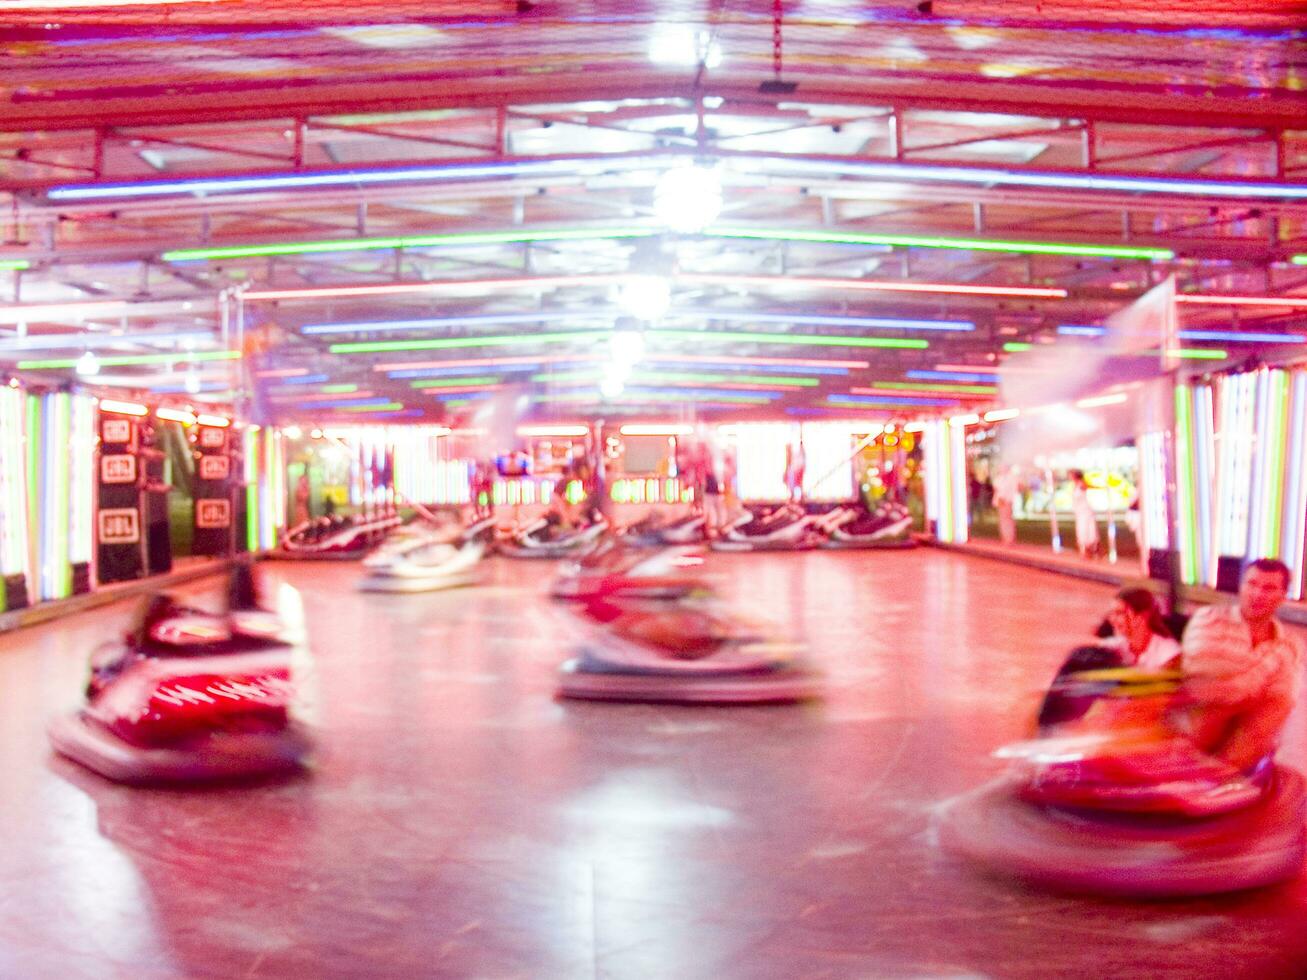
[1,549,1304,979]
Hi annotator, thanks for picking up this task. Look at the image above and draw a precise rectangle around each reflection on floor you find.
[0,549,1303,979]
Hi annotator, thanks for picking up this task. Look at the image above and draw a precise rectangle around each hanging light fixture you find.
[654,165,722,232]
[75,350,100,377]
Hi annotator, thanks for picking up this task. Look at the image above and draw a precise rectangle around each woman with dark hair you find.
[1105,587,1181,671]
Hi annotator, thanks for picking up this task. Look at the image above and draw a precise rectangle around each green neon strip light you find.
[652,329,927,350]
[1174,385,1200,585]
[337,402,405,412]
[530,370,820,387]
[1293,255,1307,265]
[442,398,472,407]
[1003,342,1033,352]
[1162,349,1228,361]
[17,350,240,369]
[709,226,1174,261]
[163,227,658,262]
[320,383,358,393]
[1265,372,1288,556]
[410,376,501,388]
[330,328,924,355]
[330,330,602,355]
[874,381,997,394]
[0,259,30,271]
[535,391,773,404]
[162,226,1172,263]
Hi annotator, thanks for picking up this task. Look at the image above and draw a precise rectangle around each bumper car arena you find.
[1,4,1306,977]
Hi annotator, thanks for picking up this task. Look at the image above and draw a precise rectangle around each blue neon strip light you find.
[907,369,998,383]
[1058,324,1306,343]
[47,153,1307,202]
[828,394,959,407]
[699,311,974,332]
[273,373,330,385]
[298,396,394,409]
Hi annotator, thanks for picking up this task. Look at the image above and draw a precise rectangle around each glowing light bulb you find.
[75,351,100,376]
[654,166,722,232]
[601,377,626,398]
[610,330,646,366]
[618,276,672,320]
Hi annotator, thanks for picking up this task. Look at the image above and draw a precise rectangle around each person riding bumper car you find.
[939,661,1305,897]
[48,564,312,784]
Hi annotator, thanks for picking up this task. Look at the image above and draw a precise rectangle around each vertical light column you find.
[923,419,968,543]
[1282,372,1307,599]
[244,426,261,551]
[799,423,856,502]
[67,395,96,582]
[243,426,287,551]
[22,392,90,602]
[729,422,796,502]
[1214,372,1256,561]
[1173,384,1202,585]
[0,386,32,608]
[1193,383,1216,585]
[1251,370,1290,560]
[1137,431,1170,556]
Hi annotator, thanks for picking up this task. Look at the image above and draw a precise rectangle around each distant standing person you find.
[293,473,311,526]
[993,465,1020,546]
[1070,469,1100,559]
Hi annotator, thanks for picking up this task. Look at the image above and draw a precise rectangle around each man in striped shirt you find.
[1181,558,1304,771]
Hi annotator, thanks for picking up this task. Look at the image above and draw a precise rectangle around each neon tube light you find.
[0,259,29,271]
[330,330,605,355]
[709,227,1173,261]
[984,408,1020,422]
[302,311,603,335]
[97,399,148,416]
[268,373,329,385]
[332,329,926,355]
[17,350,239,369]
[271,390,374,402]
[1179,330,1305,344]
[908,370,998,383]
[860,381,996,394]
[410,376,502,388]
[336,402,405,413]
[620,424,694,436]
[682,273,1066,299]
[304,308,970,336]
[651,330,928,351]
[52,151,1307,202]
[164,227,658,262]
[1003,343,1033,352]
[246,275,612,301]
[758,154,1307,202]
[163,226,1170,265]
[155,407,197,425]
[647,353,870,369]
[0,330,217,353]
[251,272,1066,302]
[1059,324,1304,344]
[374,354,604,373]
[1075,393,1129,408]
[1177,294,1307,308]
[423,386,505,397]
[829,394,958,407]
[56,159,631,202]
[196,413,230,427]
[254,368,311,379]
[391,363,556,379]
[1,0,227,7]
[950,414,982,426]
[693,310,973,332]
[519,425,589,437]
